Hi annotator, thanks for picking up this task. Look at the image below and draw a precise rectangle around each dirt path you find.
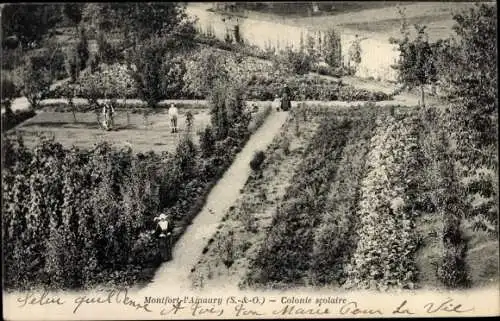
[138,110,289,293]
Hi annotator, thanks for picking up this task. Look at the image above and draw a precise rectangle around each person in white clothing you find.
[168,104,179,133]
[273,94,281,111]
[102,103,114,131]
[154,213,174,260]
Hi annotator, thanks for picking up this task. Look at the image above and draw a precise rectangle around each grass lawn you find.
[10,108,212,154]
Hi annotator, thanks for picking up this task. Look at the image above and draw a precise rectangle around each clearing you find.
[9,108,211,154]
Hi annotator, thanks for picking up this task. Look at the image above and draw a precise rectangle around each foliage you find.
[250,151,265,171]
[65,46,79,82]
[442,4,497,166]
[96,32,124,65]
[245,74,391,101]
[310,108,377,285]
[128,36,169,108]
[323,28,342,68]
[208,82,251,142]
[348,36,362,69]
[246,115,352,286]
[183,47,230,99]
[83,3,196,45]
[22,57,52,109]
[63,4,83,29]
[344,113,422,291]
[274,46,313,75]
[161,54,187,99]
[199,126,216,158]
[2,80,272,290]
[1,74,20,111]
[1,4,62,49]
[390,12,437,107]
[1,109,36,132]
[76,28,90,71]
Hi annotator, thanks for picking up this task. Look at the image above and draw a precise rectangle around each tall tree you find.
[390,12,437,108]
[323,27,342,68]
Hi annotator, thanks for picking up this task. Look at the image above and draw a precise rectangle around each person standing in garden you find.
[154,214,174,261]
[102,102,115,131]
[281,84,292,111]
[168,103,179,133]
[273,94,281,111]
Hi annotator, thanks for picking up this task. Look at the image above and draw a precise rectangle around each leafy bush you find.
[250,151,265,171]
[200,126,216,158]
[344,113,422,291]
[1,74,20,110]
[1,109,36,132]
[322,27,343,68]
[128,36,167,108]
[312,64,345,77]
[274,47,313,75]
[183,47,230,99]
[22,57,52,109]
[97,32,124,65]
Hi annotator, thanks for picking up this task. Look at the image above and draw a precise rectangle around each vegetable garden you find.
[1,2,497,294]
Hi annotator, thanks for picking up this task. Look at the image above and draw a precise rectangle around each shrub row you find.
[310,107,378,285]
[344,113,422,291]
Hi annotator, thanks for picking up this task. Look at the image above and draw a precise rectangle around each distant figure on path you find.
[168,103,179,133]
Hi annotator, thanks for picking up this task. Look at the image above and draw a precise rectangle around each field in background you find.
[10,108,211,154]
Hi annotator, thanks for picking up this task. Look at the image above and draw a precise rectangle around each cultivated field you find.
[190,104,499,291]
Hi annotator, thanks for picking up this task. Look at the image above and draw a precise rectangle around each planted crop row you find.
[344,113,422,291]
[245,114,352,287]
[309,107,379,286]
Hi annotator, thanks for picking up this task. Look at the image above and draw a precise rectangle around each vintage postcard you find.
[2,2,498,320]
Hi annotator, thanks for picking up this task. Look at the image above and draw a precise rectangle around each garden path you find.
[138,109,289,293]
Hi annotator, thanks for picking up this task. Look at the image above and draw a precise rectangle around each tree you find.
[22,58,52,109]
[390,15,437,107]
[323,27,342,68]
[65,46,79,82]
[76,28,89,71]
[429,4,497,164]
[1,4,62,49]
[161,54,187,99]
[128,36,167,108]
[348,35,362,73]
[305,33,318,65]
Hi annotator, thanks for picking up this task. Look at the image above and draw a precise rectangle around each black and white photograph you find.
[1,1,498,319]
